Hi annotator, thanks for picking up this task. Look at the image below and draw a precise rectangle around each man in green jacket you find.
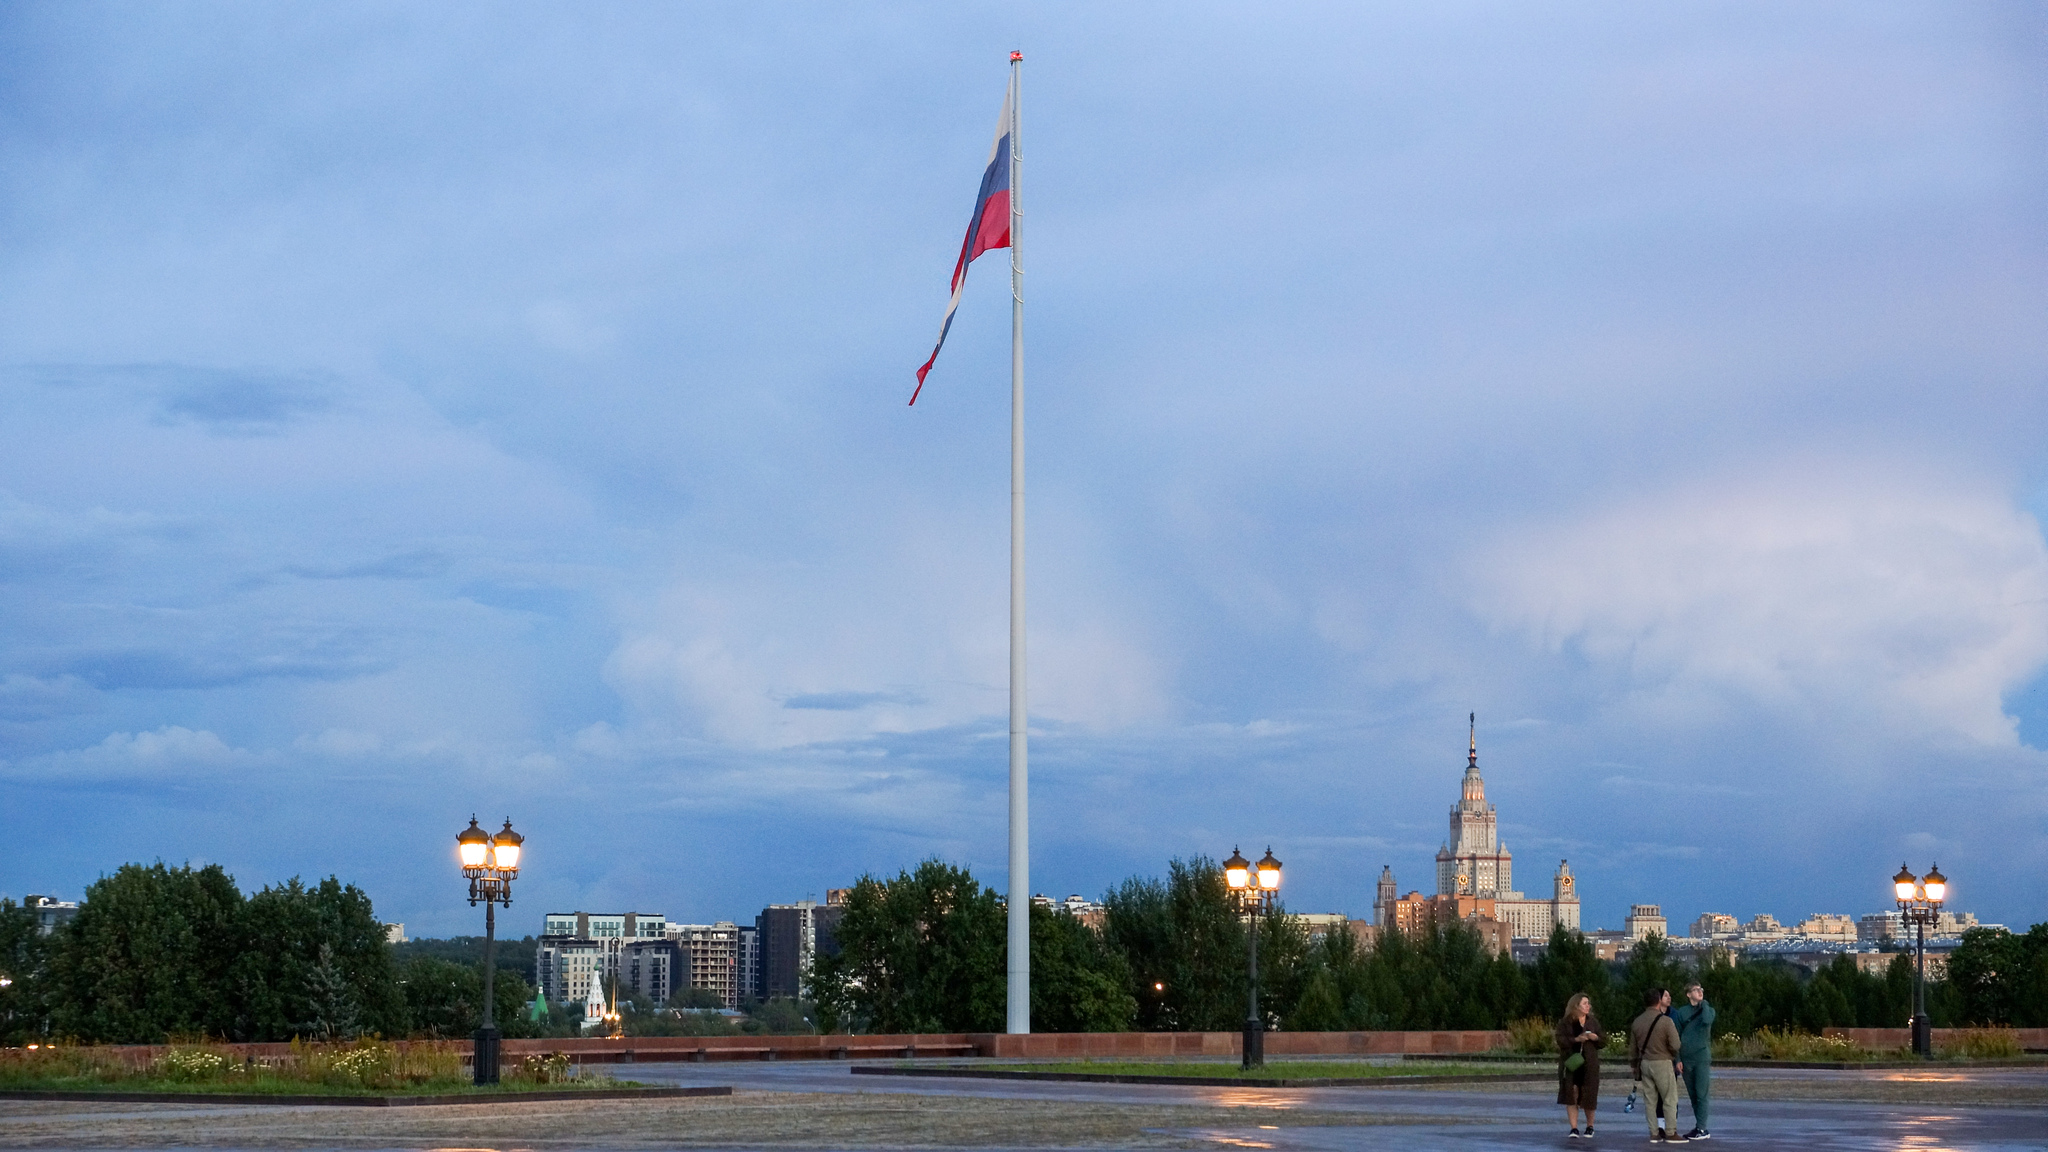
[1669,982,1716,1140]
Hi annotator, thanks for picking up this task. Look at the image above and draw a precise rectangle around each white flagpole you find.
[1004,51,1030,1036]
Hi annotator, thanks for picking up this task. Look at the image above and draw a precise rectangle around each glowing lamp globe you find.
[492,820,524,871]
[1223,847,1251,891]
[1256,848,1283,892]
[1922,864,1946,904]
[458,817,492,869]
[1893,864,1918,903]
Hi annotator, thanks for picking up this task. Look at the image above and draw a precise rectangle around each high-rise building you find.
[1692,913,1739,939]
[1934,910,1983,937]
[1857,911,1902,942]
[736,923,760,1003]
[535,911,676,1007]
[22,896,76,936]
[756,898,845,1001]
[1625,904,1667,941]
[1374,866,1398,929]
[1740,913,1786,939]
[1402,716,1579,940]
[1794,913,1857,942]
[668,922,745,1007]
[1383,890,1513,955]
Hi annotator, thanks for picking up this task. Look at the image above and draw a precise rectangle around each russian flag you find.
[911,84,1013,405]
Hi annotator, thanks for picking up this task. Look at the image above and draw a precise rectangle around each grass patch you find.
[1939,1028,2025,1059]
[0,1040,637,1097]
[978,1060,1516,1080]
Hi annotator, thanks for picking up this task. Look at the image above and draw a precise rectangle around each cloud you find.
[1470,460,2048,746]
[604,544,1170,748]
[287,550,450,581]
[0,674,99,723]
[293,727,382,757]
[782,690,926,711]
[12,725,262,783]
[19,363,332,435]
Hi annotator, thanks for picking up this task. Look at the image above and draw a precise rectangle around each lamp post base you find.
[1911,1014,1931,1059]
[473,1026,501,1086]
[1242,1022,1263,1070]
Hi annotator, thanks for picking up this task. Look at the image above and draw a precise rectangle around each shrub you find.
[1939,1028,2022,1059]
[152,1047,234,1081]
[512,1051,575,1084]
[0,1045,131,1088]
[1749,1027,1868,1062]
[1506,1017,1554,1055]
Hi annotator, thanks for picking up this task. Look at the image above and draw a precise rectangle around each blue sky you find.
[2,3,2044,939]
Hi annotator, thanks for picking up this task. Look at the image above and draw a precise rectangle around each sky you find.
[1,3,2044,940]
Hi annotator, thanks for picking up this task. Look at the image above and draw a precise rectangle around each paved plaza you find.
[0,1061,2041,1150]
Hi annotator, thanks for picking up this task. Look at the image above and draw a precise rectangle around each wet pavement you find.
[617,1060,2048,1151]
[1,1061,2040,1150]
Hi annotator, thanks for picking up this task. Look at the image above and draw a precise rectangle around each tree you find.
[807,859,1006,1033]
[397,956,537,1039]
[1699,955,1803,1035]
[1320,922,1390,1030]
[1029,903,1136,1032]
[1100,873,1177,1030]
[1617,933,1692,1022]
[229,876,405,1041]
[1099,857,1256,1032]
[2015,924,2048,1028]
[1933,922,2048,1020]
[1883,952,1916,1027]
[1286,965,1347,1031]
[0,899,51,1044]
[1527,925,1614,1028]
[671,987,723,1010]
[391,935,538,981]
[50,862,246,1042]
[745,996,815,1035]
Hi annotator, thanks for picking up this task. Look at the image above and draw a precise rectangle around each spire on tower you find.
[1458,712,1487,809]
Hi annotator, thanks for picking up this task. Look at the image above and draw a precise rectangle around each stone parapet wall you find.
[53,1026,2044,1065]
[970,1030,1508,1059]
[1823,1027,2048,1050]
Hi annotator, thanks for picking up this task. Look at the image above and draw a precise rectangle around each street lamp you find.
[459,816,523,1085]
[1893,862,1946,1059]
[1224,845,1282,1070]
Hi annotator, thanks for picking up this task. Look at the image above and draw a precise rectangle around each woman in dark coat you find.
[1557,992,1603,1137]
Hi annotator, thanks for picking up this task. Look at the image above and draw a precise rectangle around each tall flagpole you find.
[1004,50,1029,1036]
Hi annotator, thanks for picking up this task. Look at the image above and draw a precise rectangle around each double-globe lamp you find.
[1891,862,1946,1059]
[1223,846,1282,1069]
[457,817,524,1085]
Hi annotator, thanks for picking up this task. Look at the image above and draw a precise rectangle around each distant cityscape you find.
[11,726,2000,1035]
[1357,722,1999,980]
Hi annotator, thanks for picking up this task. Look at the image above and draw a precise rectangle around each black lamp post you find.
[1223,845,1282,1070]
[459,816,523,1085]
[1892,862,1946,1059]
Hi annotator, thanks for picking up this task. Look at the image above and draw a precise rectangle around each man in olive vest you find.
[1630,987,1683,1141]
[1669,982,1716,1139]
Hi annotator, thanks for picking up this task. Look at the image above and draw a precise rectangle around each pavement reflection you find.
[618,1061,2048,1151]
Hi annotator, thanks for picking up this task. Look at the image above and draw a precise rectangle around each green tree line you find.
[807,856,2048,1034]
[0,864,539,1044]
